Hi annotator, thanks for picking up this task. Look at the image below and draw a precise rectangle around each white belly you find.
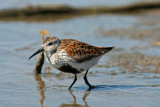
[68,56,102,72]
[44,50,102,72]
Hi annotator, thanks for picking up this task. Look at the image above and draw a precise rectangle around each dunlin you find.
[29,36,113,90]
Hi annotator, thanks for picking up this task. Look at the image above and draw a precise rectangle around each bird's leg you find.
[84,69,93,90]
[69,74,77,90]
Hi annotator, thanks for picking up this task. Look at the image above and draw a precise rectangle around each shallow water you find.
[1,12,160,107]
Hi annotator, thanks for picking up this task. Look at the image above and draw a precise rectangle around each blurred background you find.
[1,0,160,9]
[0,0,160,107]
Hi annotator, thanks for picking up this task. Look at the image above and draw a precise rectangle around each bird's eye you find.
[48,42,53,46]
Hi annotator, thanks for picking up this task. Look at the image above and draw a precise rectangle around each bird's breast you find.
[49,50,72,68]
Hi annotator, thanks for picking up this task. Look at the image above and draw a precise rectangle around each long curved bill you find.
[28,48,44,60]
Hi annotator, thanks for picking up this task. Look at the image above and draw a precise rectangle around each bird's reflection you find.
[34,73,90,107]
[59,90,90,107]
[34,74,45,107]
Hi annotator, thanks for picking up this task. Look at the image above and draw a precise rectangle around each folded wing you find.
[61,39,113,63]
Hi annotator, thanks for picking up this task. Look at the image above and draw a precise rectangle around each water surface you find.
[0,12,160,107]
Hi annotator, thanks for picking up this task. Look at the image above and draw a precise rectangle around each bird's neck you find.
[45,40,61,58]
[46,48,57,58]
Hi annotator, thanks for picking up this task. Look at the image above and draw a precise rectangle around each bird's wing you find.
[60,39,113,63]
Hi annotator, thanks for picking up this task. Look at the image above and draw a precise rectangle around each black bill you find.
[28,48,44,60]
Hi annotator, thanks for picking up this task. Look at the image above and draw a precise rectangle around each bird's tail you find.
[99,47,114,54]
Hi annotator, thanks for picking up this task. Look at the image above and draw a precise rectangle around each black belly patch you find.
[58,65,81,74]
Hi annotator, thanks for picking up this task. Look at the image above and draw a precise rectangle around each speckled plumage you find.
[60,39,111,63]
[29,36,113,90]
[42,37,113,74]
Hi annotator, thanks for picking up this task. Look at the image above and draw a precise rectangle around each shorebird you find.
[29,36,113,90]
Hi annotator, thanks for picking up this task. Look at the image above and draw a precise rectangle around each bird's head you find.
[29,36,61,60]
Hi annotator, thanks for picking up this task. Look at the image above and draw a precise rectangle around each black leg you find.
[84,69,93,90]
[69,74,77,90]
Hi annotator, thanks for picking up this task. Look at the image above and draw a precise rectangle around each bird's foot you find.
[87,85,95,91]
